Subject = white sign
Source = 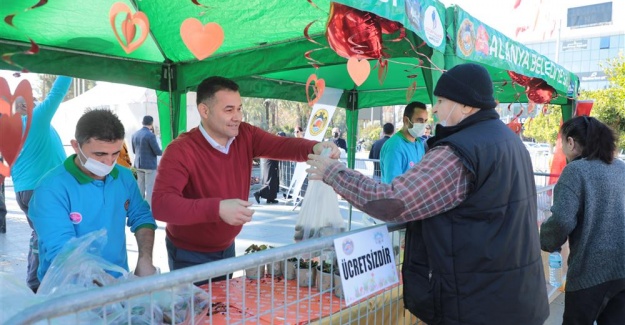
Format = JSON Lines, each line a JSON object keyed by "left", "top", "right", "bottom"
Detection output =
{"left": 333, "top": 225, "right": 399, "bottom": 306}
{"left": 287, "top": 87, "right": 342, "bottom": 200}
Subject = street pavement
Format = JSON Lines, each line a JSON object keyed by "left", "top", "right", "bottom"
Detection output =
{"left": 0, "top": 168, "right": 565, "bottom": 324}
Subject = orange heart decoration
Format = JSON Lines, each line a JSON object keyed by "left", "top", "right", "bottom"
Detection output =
{"left": 305, "top": 74, "right": 326, "bottom": 107}
{"left": 347, "top": 57, "right": 370, "bottom": 86}
{"left": 109, "top": 2, "right": 150, "bottom": 54}
{"left": 180, "top": 18, "right": 224, "bottom": 61}
{"left": 0, "top": 78, "right": 34, "bottom": 177}
{"left": 406, "top": 81, "right": 417, "bottom": 102}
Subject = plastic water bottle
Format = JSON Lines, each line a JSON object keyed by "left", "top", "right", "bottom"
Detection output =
{"left": 549, "top": 251, "right": 562, "bottom": 287}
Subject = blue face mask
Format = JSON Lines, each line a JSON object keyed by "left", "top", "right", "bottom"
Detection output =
{"left": 77, "top": 145, "right": 116, "bottom": 177}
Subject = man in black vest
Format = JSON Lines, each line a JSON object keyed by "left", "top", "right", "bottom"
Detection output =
{"left": 306, "top": 63, "right": 549, "bottom": 325}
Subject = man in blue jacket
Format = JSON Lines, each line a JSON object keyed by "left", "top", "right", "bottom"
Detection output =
{"left": 29, "top": 109, "right": 157, "bottom": 282}
{"left": 132, "top": 115, "right": 162, "bottom": 206}
{"left": 12, "top": 75, "right": 71, "bottom": 292}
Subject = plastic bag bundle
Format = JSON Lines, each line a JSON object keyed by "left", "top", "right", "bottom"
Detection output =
{"left": 294, "top": 149, "right": 345, "bottom": 241}
{"left": 38, "top": 229, "right": 128, "bottom": 297}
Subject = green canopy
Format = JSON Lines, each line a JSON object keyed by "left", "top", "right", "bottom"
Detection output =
{"left": 1, "top": 0, "right": 578, "bottom": 160}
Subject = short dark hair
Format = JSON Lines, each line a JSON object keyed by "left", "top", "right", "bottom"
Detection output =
{"left": 75, "top": 109, "right": 125, "bottom": 145}
{"left": 403, "top": 101, "right": 427, "bottom": 119}
{"left": 296, "top": 126, "right": 303, "bottom": 132}
{"left": 561, "top": 115, "right": 616, "bottom": 164}
{"left": 383, "top": 123, "right": 394, "bottom": 135}
{"left": 196, "top": 76, "right": 239, "bottom": 105}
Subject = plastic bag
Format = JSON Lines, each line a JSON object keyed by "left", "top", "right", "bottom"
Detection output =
{"left": 294, "top": 149, "right": 345, "bottom": 241}
{"left": 0, "top": 272, "right": 45, "bottom": 323}
{"left": 38, "top": 229, "right": 129, "bottom": 297}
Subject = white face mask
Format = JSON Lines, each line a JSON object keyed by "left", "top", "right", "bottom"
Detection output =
{"left": 77, "top": 145, "right": 116, "bottom": 177}
{"left": 438, "top": 104, "right": 458, "bottom": 127}
{"left": 406, "top": 120, "right": 427, "bottom": 138}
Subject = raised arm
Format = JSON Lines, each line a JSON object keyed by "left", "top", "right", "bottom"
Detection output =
{"left": 36, "top": 76, "right": 72, "bottom": 123}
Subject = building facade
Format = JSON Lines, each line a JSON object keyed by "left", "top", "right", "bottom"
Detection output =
{"left": 520, "top": 0, "right": 625, "bottom": 91}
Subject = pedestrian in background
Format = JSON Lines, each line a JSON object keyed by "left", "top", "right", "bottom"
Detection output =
{"left": 132, "top": 115, "right": 162, "bottom": 206}
{"left": 254, "top": 132, "right": 286, "bottom": 204}
{"left": 369, "top": 123, "right": 394, "bottom": 182}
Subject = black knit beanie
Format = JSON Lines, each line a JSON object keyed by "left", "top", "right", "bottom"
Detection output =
{"left": 433, "top": 63, "right": 497, "bottom": 109}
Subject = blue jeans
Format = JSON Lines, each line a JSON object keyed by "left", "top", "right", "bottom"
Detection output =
{"left": 165, "top": 237, "right": 234, "bottom": 285}
{"left": 16, "top": 190, "right": 38, "bottom": 292}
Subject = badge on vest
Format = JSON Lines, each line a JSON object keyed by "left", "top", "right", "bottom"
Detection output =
{"left": 69, "top": 212, "right": 82, "bottom": 224}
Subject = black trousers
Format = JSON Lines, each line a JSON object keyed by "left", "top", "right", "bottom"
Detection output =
{"left": 563, "top": 278, "right": 625, "bottom": 325}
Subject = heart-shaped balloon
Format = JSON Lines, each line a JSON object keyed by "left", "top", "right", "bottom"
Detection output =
{"left": 325, "top": 2, "right": 383, "bottom": 60}
{"left": 347, "top": 57, "right": 370, "bottom": 86}
{"left": 180, "top": 19, "right": 225, "bottom": 61}
{"left": 305, "top": 74, "right": 326, "bottom": 107}
{"left": 525, "top": 78, "right": 555, "bottom": 104}
{"left": 507, "top": 70, "right": 531, "bottom": 87}
{"left": 0, "top": 78, "right": 34, "bottom": 177}
{"left": 109, "top": 2, "right": 150, "bottom": 54}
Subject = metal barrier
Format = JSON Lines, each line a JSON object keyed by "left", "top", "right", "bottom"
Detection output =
{"left": 6, "top": 223, "right": 417, "bottom": 325}
{"left": 6, "top": 178, "right": 557, "bottom": 324}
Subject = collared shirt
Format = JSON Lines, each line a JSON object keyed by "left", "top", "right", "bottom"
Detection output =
{"left": 199, "top": 122, "right": 235, "bottom": 154}
{"left": 29, "top": 155, "right": 156, "bottom": 280}
{"left": 324, "top": 146, "right": 471, "bottom": 222}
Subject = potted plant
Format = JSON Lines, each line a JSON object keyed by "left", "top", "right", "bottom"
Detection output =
{"left": 316, "top": 261, "right": 336, "bottom": 293}
{"left": 244, "top": 244, "right": 269, "bottom": 279}
{"left": 296, "top": 259, "right": 318, "bottom": 287}
{"left": 263, "top": 246, "right": 284, "bottom": 277}
{"left": 285, "top": 257, "right": 298, "bottom": 280}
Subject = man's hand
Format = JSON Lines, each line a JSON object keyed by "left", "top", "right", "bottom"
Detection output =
{"left": 219, "top": 199, "right": 255, "bottom": 226}
{"left": 306, "top": 153, "right": 337, "bottom": 181}
{"left": 313, "top": 141, "right": 341, "bottom": 159}
{"left": 134, "top": 256, "right": 157, "bottom": 276}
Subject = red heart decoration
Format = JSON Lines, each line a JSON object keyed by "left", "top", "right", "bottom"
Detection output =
{"left": 109, "top": 2, "right": 150, "bottom": 54}
{"left": 0, "top": 78, "right": 34, "bottom": 176}
{"left": 305, "top": 74, "right": 326, "bottom": 107}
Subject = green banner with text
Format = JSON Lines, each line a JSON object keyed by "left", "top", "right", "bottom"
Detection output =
{"left": 451, "top": 7, "right": 577, "bottom": 94}
{"left": 335, "top": 0, "right": 447, "bottom": 53}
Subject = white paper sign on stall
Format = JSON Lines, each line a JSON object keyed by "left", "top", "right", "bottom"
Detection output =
{"left": 333, "top": 225, "right": 399, "bottom": 306}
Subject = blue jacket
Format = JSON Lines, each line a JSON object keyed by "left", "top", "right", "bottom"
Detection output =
{"left": 131, "top": 127, "right": 162, "bottom": 169}
{"left": 29, "top": 155, "right": 156, "bottom": 280}
{"left": 379, "top": 132, "right": 425, "bottom": 184}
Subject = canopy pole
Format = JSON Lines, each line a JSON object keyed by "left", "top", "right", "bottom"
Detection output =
{"left": 346, "top": 89, "right": 358, "bottom": 230}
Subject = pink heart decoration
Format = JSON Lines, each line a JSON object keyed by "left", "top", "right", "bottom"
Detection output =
{"left": 180, "top": 18, "right": 224, "bottom": 60}
{"left": 109, "top": 2, "right": 150, "bottom": 54}
{"left": 305, "top": 74, "right": 326, "bottom": 107}
{"left": 347, "top": 57, "right": 370, "bottom": 86}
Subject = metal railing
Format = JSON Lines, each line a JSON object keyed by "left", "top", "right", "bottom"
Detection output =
{"left": 6, "top": 161, "right": 559, "bottom": 324}
{"left": 6, "top": 224, "right": 416, "bottom": 325}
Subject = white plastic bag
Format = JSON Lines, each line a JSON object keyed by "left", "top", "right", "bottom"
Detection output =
{"left": 294, "top": 149, "right": 345, "bottom": 241}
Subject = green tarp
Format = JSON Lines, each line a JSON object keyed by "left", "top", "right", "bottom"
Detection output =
{"left": 1, "top": 0, "right": 578, "bottom": 152}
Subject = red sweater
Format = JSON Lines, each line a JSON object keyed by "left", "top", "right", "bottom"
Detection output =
{"left": 152, "top": 123, "right": 317, "bottom": 252}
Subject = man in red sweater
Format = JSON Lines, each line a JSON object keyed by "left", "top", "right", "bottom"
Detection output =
{"left": 152, "top": 76, "right": 340, "bottom": 280}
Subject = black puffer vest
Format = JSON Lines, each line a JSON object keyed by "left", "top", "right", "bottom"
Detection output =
{"left": 403, "top": 110, "right": 549, "bottom": 325}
